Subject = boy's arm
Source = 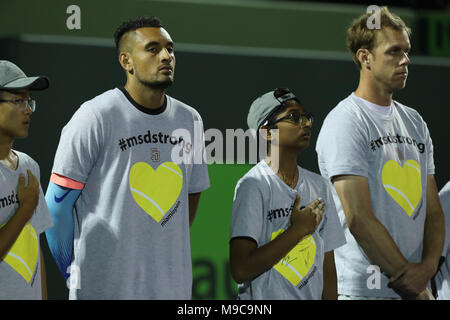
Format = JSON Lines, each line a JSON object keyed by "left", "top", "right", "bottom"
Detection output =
{"left": 188, "top": 192, "right": 201, "bottom": 227}
{"left": 322, "top": 251, "right": 338, "bottom": 300}
{"left": 230, "top": 225, "right": 311, "bottom": 284}
{"left": 230, "top": 196, "right": 324, "bottom": 283}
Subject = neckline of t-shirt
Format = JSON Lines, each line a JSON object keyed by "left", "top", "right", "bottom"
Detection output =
{"left": 117, "top": 87, "right": 169, "bottom": 116}
{"left": 351, "top": 93, "right": 395, "bottom": 120}
{"left": 0, "top": 150, "right": 21, "bottom": 173}
{"left": 261, "top": 160, "right": 303, "bottom": 191}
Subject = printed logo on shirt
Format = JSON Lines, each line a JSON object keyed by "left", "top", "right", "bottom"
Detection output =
{"left": 271, "top": 229, "right": 317, "bottom": 288}
{"left": 129, "top": 161, "right": 183, "bottom": 224}
{"left": 0, "top": 190, "right": 19, "bottom": 209}
{"left": 267, "top": 205, "right": 305, "bottom": 222}
{"left": 382, "top": 159, "right": 422, "bottom": 219}
{"left": 151, "top": 148, "right": 160, "bottom": 163}
{"left": 369, "top": 133, "right": 425, "bottom": 154}
{"left": 1, "top": 222, "right": 39, "bottom": 283}
{"left": 118, "top": 130, "right": 192, "bottom": 154}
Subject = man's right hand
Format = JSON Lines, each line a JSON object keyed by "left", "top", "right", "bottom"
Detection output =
{"left": 17, "top": 170, "right": 40, "bottom": 219}
{"left": 290, "top": 195, "right": 324, "bottom": 236}
{"left": 0, "top": 170, "right": 40, "bottom": 260}
{"left": 388, "top": 262, "right": 436, "bottom": 299}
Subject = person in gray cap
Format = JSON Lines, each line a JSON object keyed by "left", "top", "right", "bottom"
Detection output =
{"left": 229, "top": 87, "right": 346, "bottom": 299}
{"left": 0, "top": 60, "right": 52, "bottom": 299}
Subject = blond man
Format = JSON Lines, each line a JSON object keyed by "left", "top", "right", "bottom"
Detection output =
{"left": 316, "top": 7, "right": 444, "bottom": 300}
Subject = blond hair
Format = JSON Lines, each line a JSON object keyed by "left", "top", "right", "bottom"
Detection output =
{"left": 346, "top": 6, "right": 411, "bottom": 69}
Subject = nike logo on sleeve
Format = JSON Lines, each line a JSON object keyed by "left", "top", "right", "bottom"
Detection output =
{"left": 54, "top": 189, "right": 72, "bottom": 203}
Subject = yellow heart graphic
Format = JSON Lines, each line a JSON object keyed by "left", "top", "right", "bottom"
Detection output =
{"left": 382, "top": 159, "right": 422, "bottom": 217}
{"left": 129, "top": 161, "right": 183, "bottom": 222}
{"left": 2, "top": 222, "right": 38, "bottom": 283}
{"left": 271, "top": 229, "right": 316, "bottom": 287}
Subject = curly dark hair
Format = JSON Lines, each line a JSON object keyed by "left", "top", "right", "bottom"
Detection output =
{"left": 114, "top": 16, "right": 163, "bottom": 51}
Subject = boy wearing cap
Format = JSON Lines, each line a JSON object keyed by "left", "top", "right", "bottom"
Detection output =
{"left": 0, "top": 60, "right": 52, "bottom": 299}
{"left": 229, "top": 88, "right": 346, "bottom": 300}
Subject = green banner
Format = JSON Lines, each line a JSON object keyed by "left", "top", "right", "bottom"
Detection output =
{"left": 190, "top": 163, "right": 253, "bottom": 299}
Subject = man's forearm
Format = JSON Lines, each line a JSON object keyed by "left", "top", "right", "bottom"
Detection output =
{"left": 334, "top": 176, "right": 408, "bottom": 278}
{"left": 421, "top": 208, "right": 444, "bottom": 274}
{"left": 350, "top": 213, "right": 408, "bottom": 277}
{"left": 45, "top": 182, "right": 79, "bottom": 279}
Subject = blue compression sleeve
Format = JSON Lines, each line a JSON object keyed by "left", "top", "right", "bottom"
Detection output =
{"left": 45, "top": 182, "right": 81, "bottom": 280}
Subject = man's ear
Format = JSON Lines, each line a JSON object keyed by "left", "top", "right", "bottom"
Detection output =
{"left": 119, "top": 51, "right": 134, "bottom": 74}
{"left": 356, "top": 48, "right": 371, "bottom": 70}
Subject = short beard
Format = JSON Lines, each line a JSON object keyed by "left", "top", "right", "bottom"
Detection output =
{"left": 136, "top": 72, "right": 173, "bottom": 90}
{"left": 142, "top": 79, "right": 173, "bottom": 90}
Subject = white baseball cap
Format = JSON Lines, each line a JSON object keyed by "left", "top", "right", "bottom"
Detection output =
{"left": 0, "top": 60, "right": 49, "bottom": 90}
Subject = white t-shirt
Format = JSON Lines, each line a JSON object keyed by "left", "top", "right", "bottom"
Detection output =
{"left": 0, "top": 151, "right": 53, "bottom": 299}
{"left": 51, "top": 88, "right": 210, "bottom": 299}
{"left": 316, "top": 93, "right": 435, "bottom": 298}
{"left": 436, "top": 181, "right": 450, "bottom": 300}
{"left": 230, "top": 160, "right": 346, "bottom": 299}
{"left": 357, "top": 95, "right": 393, "bottom": 117}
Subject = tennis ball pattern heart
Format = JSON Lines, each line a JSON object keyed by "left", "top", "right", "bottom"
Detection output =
{"left": 271, "top": 229, "right": 316, "bottom": 287}
{"left": 382, "top": 159, "right": 422, "bottom": 217}
{"left": 2, "top": 222, "right": 38, "bottom": 283}
{"left": 129, "top": 161, "right": 183, "bottom": 222}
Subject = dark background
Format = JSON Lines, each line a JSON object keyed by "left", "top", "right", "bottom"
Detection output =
{"left": 2, "top": 36, "right": 448, "bottom": 189}
{"left": 0, "top": 0, "right": 449, "bottom": 299}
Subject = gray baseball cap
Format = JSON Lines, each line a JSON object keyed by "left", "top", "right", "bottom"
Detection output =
{"left": 247, "top": 88, "right": 299, "bottom": 130}
{"left": 0, "top": 60, "right": 49, "bottom": 91}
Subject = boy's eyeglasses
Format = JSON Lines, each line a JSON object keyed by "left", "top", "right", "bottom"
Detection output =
{"left": 270, "top": 111, "right": 314, "bottom": 127}
{"left": 0, "top": 98, "right": 36, "bottom": 112}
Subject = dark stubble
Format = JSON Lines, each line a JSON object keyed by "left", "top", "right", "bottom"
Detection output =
{"left": 135, "top": 68, "right": 174, "bottom": 90}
